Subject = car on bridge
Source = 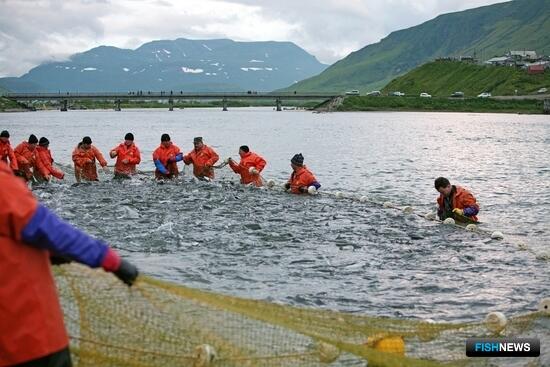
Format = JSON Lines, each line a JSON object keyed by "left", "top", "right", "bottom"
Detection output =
{"left": 345, "top": 90, "right": 360, "bottom": 96}
{"left": 477, "top": 92, "right": 492, "bottom": 98}
{"left": 391, "top": 91, "right": 405, "bottom": 96}
{"left": 450, "top": 91, "right": 464, "bottom": 98}
{"left": 366, "top": 90, "right": 381, "bottom": 96}
{"left": 419, "top": 92, "right": 432, "bottom": 98}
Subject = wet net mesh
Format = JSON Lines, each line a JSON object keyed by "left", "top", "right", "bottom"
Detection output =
{"left": 54, "top": 264, "right": 548, "bottom": 367}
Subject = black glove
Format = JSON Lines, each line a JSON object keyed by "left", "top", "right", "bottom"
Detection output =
{"left": 50, "top": 255, "right": 73, "bottom": 266}
{"left": 114, "top": 259, "right": 139, "bottom": 286}
{"left": 284, "top": 183, "right": 290, "bottom": 190}
{"left": 299, "top": 186, "right": 308, "bottom": 193}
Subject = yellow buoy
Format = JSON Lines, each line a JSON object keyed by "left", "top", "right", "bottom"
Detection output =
{"left": 335, "top": 191, "right": 343, "bottom": 198}
{"left": 425, "top": 213, "right": 436, "bottom": 220}
{"left": 365, "top": 334, "right": 405, "bottom": 356}
{"left": 266, "top": 179, "right": 275, "bottom": 188}
{"left": 485, "top": 312, "right": 507, "bottom": 333}
{"left": 465, "top": 224, "right": 477, "bottom": 231}
{"left": 383, "top": 201, "right": 393, "bottom": 208}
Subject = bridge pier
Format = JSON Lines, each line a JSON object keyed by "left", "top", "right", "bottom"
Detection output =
{"left": 222, "top": 98, "right": 228, "bottom": 111}
{"left": 60, "top": 99, "right": 68, "bottom": 112}
{"left": 276, "top": 98, "right": 282, "bottom": 111}
{"left": 114, "top": 99, "right": 121, "bottom": 111}
{"left": 169, "top": 98, "right": 174, "bottom": 111}
{"left": 544, "top": 99, "right": 550, "bottom": 114}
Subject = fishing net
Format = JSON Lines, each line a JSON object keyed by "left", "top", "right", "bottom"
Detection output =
{"left": 54, "top": 264, "right": 549, "bottom": 367}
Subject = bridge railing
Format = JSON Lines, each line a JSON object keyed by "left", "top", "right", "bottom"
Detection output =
{"left": 6, "top": 92, "right": 342, "bottom": 99}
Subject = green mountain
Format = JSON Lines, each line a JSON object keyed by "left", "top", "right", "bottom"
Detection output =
{"left": 286, "top": 0, "right": 550, "bottom": 93}
{"left": 383, "top": 60, "right": 550, "bottom": 96}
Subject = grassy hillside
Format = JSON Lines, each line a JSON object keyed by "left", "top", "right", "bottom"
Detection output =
{"left": 338, "top": 96, "right": 545, "bottom": 114}
{"left": 383, "top": 60, "right": 550, "bottom": 96}
{"left": 285, "top": 0, "right": 550, "bottom": 93}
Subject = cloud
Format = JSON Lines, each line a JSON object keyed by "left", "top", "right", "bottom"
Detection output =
{"left": 0, "top": 0, "right": 508, "bottom": 77}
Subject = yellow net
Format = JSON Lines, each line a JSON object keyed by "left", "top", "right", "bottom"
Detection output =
{"left": 55, "top": 264, "right": 548, "bottom": 367}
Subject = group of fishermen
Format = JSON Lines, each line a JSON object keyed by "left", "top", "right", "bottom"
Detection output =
{"left": 0, "top": 130, "right": 322, "bottom": 195}
{"left": 1, "top": 129, "right": 479, "bottom": 222}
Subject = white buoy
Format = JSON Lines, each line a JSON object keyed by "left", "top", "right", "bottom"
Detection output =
{"left": 359, "top": 195, "right": 368, "bottom": 202}
{"left": 485, "top": 312, "right": 507, "bottom": 333}
{"left": 491, "top": 231, "right": 504, "bottom": 240}
{"left": 335, "top": 192, "right": 343, "bottom": 199}
{"left": 443, "top": 218, "right": 455, "bottom": 225}
{"left": 248, "top": 167, "right": 258, "bottom": 175}
{"left": 317, "top": 341, "right": 340, "bottom": 363}
{"left": 266, "top": 179, "right": 275, "bottom": 188}
{"left": 403, "top": 206, "right": 414, "bottom": 214}
{"left": 282, "top": 182, "right": 289, "bottom": 190}
{"left": 193, "top": 344, "right": 216, "bottom": 367}
{"left": 223, "top": 158, "right": 230, "bottom": 164}
{"left": 538, "top": 298, "right": 550, "bottom": 315}
{"left": 307, "top": 186, "right": 318, "bottom": 195}
{"left": 383, "top": 201, "right": 393, "bottom": 208}
{"left": 465, "top": 224, "right": 477, "bottom": 231}
{"left": 425, "top": 213, "right": 436, "bottom": 220}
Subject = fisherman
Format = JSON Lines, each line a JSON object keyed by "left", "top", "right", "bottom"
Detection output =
{"left": 0, "top": 130, "right": 18, "bottom": 172}
{"left": 109, "top": 132, "right": 141, "bottom": 178}
{"left": 434, "top": 177, "right": 479, "bottom": 222}
{"left": 34, "top": 137, "right": 65, "bottom": 182}
{"left": 152, "top": 133, "right": 182, "bottom": 179}
{"left": 284, "top": 153, "right": 321, "bottom": 194}
{"left": 183, "top": 137, "right": 219, "bottom": 180}
{"left": 0, "top": 160, "right": 138, "bottom": 367}
{"left": 14, "top": 134, "right": 38, "bottom": 181}
{"left": 228, "top": 145, "right": 266, "bottom": 187}
{"left": 72, "top": 136, "right": 108, "bottom": 182}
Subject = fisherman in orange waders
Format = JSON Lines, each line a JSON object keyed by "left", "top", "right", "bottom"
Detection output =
{"left": 228, "top": 145, "right": 267, "bottom": 187}
{"left": 434, "top": 177, "right": 479, "bottom": 222}
{"left": 72, "top": 136, "right": 108, "bottom": 182}
{"left": 0, "top": 160, "right": 138, "bottom": 367}
{"left": 183, "top": 137, "right": 219, "bottom": 180}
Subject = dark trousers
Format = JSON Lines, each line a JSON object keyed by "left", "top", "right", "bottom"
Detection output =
{"left": 15, "top": 347, "right": 72, "bottom": 367}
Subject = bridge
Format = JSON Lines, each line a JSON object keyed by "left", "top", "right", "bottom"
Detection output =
{"left": 6, "top": 92, "right": 342, "bottom": 111}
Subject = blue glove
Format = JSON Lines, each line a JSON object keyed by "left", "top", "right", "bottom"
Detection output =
{"left": 174, "top": 153, "right": 183, "bottom": 162}
{"left": 463, "top": 206, "right": 479, "bottom": 217}
{"left": 311, "top": 181, "right": 321, "bottom": 190}
{"left": 154, "top": 160, "right": 169, "bottom": 175}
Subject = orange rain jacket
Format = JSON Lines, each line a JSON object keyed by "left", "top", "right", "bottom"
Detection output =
{"left": 0, "top": 161, "right": 123, "bottom": 366}
{"left": 34, "top": 146, "right": 64, "bottom": 181}
{"left": 14, "top": 141, "right": 36, "bottom": 180}
{"left": 72, "top": 144, "right": 107, "bottom": 181}
{"left": 152, "top": 142, "right": 181, "bottom": 178}
{"left": 0, "top": 139, "right": 18, "bottom": 171}
{"left": 183, "top": 145, "right": 219, "bottom": 179}
{"left": 287, "top": 165, "right": 320, "bottom": 194}
{"left": 437, "top": 185, "right": 479, "bottom": 222}
{"left": 111, "top": 143, "right": 141, "bottom": 176}
{"left": 229, "top": 151, "right": 267, "bottom": 186}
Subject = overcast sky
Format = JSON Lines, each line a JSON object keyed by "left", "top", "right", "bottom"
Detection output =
{"left": 0, "top": 0, "right": 508, "bottom": 77}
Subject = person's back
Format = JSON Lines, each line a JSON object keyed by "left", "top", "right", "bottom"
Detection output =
{"left": 0, "top": 161, "right": 138, "bottom": 366}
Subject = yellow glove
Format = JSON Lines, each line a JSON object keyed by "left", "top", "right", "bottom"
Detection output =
{"left": 452, "top": 208, "right": 464, "bottom": 216}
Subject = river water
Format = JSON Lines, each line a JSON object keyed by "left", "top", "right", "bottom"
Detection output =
{"left": 1, "top": 108, "right": 549, "bottom": 324}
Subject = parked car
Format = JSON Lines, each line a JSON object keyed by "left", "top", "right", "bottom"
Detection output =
{"left": 391, "top": 91, "right": 405, "bottom": 96}
{"left": 450, "top": 91, "right": 464, "bottom": 98}
{"left": 477, "top": 92, "right": 492, "bottom": 98}
{"left": 419, "top": 92, "right": 431, "bottom": 98}
{"left": 345, "top": 90, "right": 360, "bottom": 95}
{"left": 537, "top": 87, "right": 548, "bottom": 94}
{"left": 366, "top": 90, "right": 381, "bottom": 96}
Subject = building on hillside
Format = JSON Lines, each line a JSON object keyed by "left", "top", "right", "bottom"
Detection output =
{"left": 459, "top": 56, "right": 477, "bottom": 63}
{"left": 485, "top": 56, "right": 512, "bottom": 66}
{"left": 507, "top": 50, "right": 538, "bottom": 61}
